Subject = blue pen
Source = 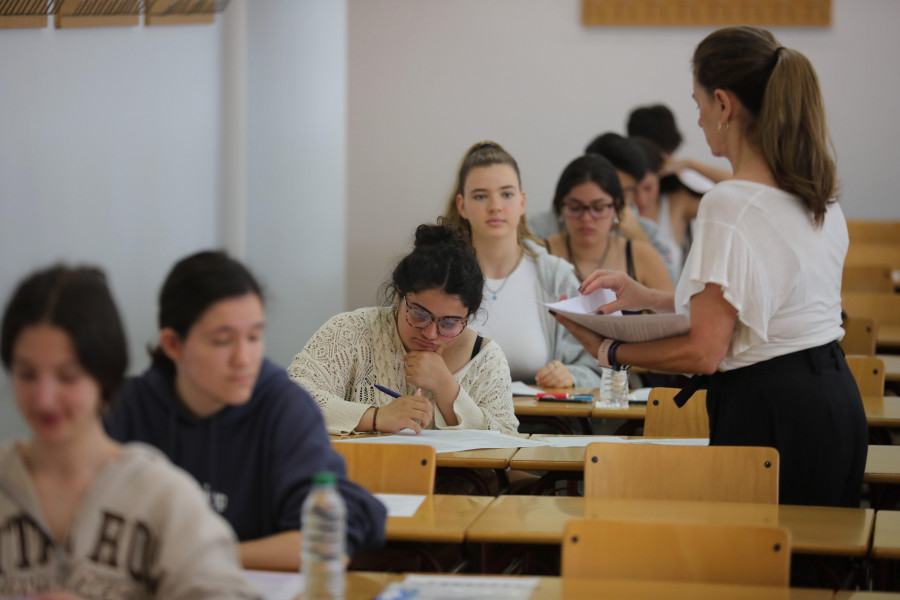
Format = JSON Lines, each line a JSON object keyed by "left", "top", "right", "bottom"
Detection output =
{"left": 374, "top": 384, "right": 401, "bottom": 398}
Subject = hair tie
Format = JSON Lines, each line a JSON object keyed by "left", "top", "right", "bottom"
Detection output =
{"left": 773, "top": 46, "right": 786, "bottom": 60}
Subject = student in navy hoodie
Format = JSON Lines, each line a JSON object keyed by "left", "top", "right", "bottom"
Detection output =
{"left": 105, "top": 250, "right": 386, "bottom": 571}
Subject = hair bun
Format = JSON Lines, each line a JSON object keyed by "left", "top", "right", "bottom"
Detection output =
{"left": 413, "top": 218, "right": 466, "bottom": 250}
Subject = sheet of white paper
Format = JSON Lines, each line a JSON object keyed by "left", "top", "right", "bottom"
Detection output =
{"left": 630, "top": 387, "right": 652, "bottom": 401}
{"left": 333, "top": 429, "right": 547, "bottom": 453}
{"left": 244, "top": 569, "right": 303, "bottom": 600}
{"left": 542, "top": 290, "right": 689, "bottom": 343}
{"left": 376, "top": 574, "right": 539, "bottom": 600}
{"left": 374, "top": 493, "right": 426, "bottom": 517}
{"left": 548, "top": 435, "right": 708, "bottom": 446}
{"left": 511, "top": 381, "right": 544, "bottom": 396}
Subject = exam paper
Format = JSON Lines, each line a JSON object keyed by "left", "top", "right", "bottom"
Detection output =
{"left": 333, "top": 429, "right": 546, "bottom": 453}
{"left": 374, "top": 493, "right": 426, "bottom": 517}
{"left": 511, "top": 381, "right": 544, "bottom": 396}
{"left": 547, "top": 435, "right": 709, "bottom": 446}
{"left": 244, "top": 569, "right": 302, "bottom": 600}
{"left": 542, "top": 290, "right": 689, "bottom": 343}
{"left": 376, "top": 574, "right": 539, "bottom": 600}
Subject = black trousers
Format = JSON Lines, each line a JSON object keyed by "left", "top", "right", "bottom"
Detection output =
{"left": 705, "top": 341, "right": 868, "bottom": 507}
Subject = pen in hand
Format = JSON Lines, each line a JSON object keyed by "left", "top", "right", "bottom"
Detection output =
{"left": 374, "top": 384, "right": 401, "bottom": 398}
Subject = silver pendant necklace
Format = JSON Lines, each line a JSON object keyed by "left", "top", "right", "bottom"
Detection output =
{"left": 484, "top": 249, "right": 524, "bottom": 301}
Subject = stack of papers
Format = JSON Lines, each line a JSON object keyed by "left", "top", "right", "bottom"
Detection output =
{"left": 541, "top": 290, "right": 689, "bottom": 342}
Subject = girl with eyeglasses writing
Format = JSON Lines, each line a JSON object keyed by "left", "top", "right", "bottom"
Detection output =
{"left": 545, "top": 153, "right": 673, "bottom": 292}
{"left": 289, "top": 221, "right": 518, "bottom": 435}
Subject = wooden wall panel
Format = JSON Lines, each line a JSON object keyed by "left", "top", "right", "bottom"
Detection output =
{"left": 582, "top": 0, "right": 831, "bottom": 27}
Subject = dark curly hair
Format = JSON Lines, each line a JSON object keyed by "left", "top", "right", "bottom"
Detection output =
{"left": 382, "top": 219, "right": 484, "bottom": 316}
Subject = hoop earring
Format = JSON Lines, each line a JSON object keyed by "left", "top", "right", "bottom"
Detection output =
{"left": 717, "top": 121, "right": 730, "bottom": 132}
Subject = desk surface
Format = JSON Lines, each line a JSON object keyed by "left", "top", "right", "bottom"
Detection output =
{"left": 871, "top": 509, "right": 900, "bottom": 560}
{"left": 466, "top": 495, "right": 873, "bottom": 557}
{"left": 330, "top": 573, "right": 831, "bottom": 600}
{"left": 881, "top": 354, "right": 900, "bottom": 382}
{"left": 331, "top": 433, "right": 526, "bottom": 469}
{"left": 863, "top": 396, "right": 900, "bottom": 427}
{"left": 514, "top": 395, "right": 595, "bottom": 418}
{"left": 878, "top": 324, "right": 900, "bottom": 351}
{"left": 865, "top": 445, "right": 900, "bottom": 484}
{"left": 385, "top": 494, "right": 493, "bottom": 543}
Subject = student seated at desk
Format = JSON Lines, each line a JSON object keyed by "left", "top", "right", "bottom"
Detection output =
{"left": 442, "top": 141, "right": 603, "bottom": 389}
{"left": 544, "top": 153, "right": 672, "bottom": 292}
{"left": 104, "top": 251, "right": 386, "bottom": 571}
{"left": 0, "top": 265, "right": 260, "bottom": 598}
{"left": 289, "top": 222, "right": 518, "bottom": 435}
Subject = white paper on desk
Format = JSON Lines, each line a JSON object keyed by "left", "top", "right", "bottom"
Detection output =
{"left": 376, "top": 574, "right": 539, "bottom": 600}
{"left": 572, "top": 435, "right": 710, "bottom": 446}
{"left": 333, "top": 429, "right": 546, "bottom": 453}
{"left": 244, "top": 569, "right": 302, "bottom": 600}
{"left": 374, "top": 493, "right": 426, "bottom": 517}
{"left": 541, "top": 290, "right": 689, "bottom": 343}
{"left": 511, "top": 381, "right": 543, "bottom": 396}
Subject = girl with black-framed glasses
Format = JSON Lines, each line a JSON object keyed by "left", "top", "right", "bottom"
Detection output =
{"left": 289, "top": 221, "right": 518, "bottom": 436}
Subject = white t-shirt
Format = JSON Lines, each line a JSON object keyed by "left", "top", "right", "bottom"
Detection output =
{"left": 472, "top": 256, "right": 550, "bottom": 381}
{"left": 674, "top": 180, "right": 846, "bottom": 371}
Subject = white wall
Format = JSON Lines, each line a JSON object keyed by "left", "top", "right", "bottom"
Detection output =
{"left": 0, "top": 22, "right": 224, "bottom": 439}
{"left": 346, "top": 0, "right": 900, "bottom": 309}
{"left": 245, "top": 1, "right": 348, "bottom": 367}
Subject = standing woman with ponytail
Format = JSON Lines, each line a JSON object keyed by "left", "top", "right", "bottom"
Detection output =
{"left": 555, "top": 26, "right": 867, "bottom": 507}
{"left": 443, "top": 142, "right": 603, "bottom": 389}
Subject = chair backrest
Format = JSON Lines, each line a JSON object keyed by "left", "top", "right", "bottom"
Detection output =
{"left": 847, "top": 220, "right": 900, "bottom": 245}
{"left": 844, "top": 243, "right": 900, "bottom": 270}
{"left": 584, "top": 443, "right": 779, "bottom": 503}
{"left": 840, "top": 317, "right": 878, "bottom": 356}
{"left": 562, "top": 519, "right": 791, "bottom": 586}
{"left": 841, "top": 291, "right": 900, "bottom": 326}
{"left": 332, "top": 442, "right": 436, "bottom": 494}
{"left": 643, "top": 387, "right": 709, "bottom": 438}
{"left": 842, "top": 264, "right": 895, "bottom": 293}
{"left": 846, "top": 355, "right": 886, "bottom": 396}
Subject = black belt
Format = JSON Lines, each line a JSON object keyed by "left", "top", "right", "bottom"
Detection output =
{"left": 671, "top": 341, "right": 844, "bottom": 408}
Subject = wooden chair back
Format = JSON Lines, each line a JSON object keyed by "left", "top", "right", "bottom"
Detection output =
{"left": 845, "top": 243, "right": 900, "bottom": 270}
{"left": 840, "top": 317, "right": 878, "bottom": 356}
{"left": 584, "top": 443, "right": 779, "bottom": 503}
{"left": 847, "top": 220, "right": 900, "bottom": 245}
{"left": 332, "top": 442, "right": 436, "bottom": 494}
{"left": 846, "top": 355, "right": 886, "bottom": 396}
{"left": 842, "top": 264, "right": 895, "bottom": 293}
{"left": 562, "top": 519, "right": 791, "bottom": 586}
{"left": 643, "top": 387, "right": 709, "bottom": 438}
{"left": 841, "top": 291, "right": 900, "bottom": 326}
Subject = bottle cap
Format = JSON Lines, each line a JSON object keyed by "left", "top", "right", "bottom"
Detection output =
{"left": 312, "top": 471, "right": 337, "bottom": 485}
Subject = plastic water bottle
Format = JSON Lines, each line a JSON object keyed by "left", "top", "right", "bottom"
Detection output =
{"left": 609, "top": 367, "right": 630, "bottom": 408}
{"left": 301, "top": 472, "right": 346, "bottom": 600}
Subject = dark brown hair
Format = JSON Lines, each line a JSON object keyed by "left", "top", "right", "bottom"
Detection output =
{"left": 693, "top": 26, "right": 837, "bottom": 226}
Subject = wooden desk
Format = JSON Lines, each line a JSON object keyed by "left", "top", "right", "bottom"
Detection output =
{"left": 466, "top": 495, "right": 874, "bottom": 557}
{"left": 880, "top": 325, "right": 900, "bottom": 352}
{"left": 836, "top": 593, "right": 900, "bottom": 599}
{"left": 871, "top": 509, "right": 900, "bottom": 560}
{"left": 863, "top": 396, "right": 900, "bottom": 428}
{"left": 514, "top": 396, "right": 594, "bottom": 418}
{"left": 865, "top": 445, "right": 900, "bottom": 484}
{"left": 881, "top": 354, "right": 900, "bottom": 382}
{"left": 385, "top": 494, "right": 493, "bottom": 543}
{"left": 331, "top": 434, "right": 525, "bottom": 470}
